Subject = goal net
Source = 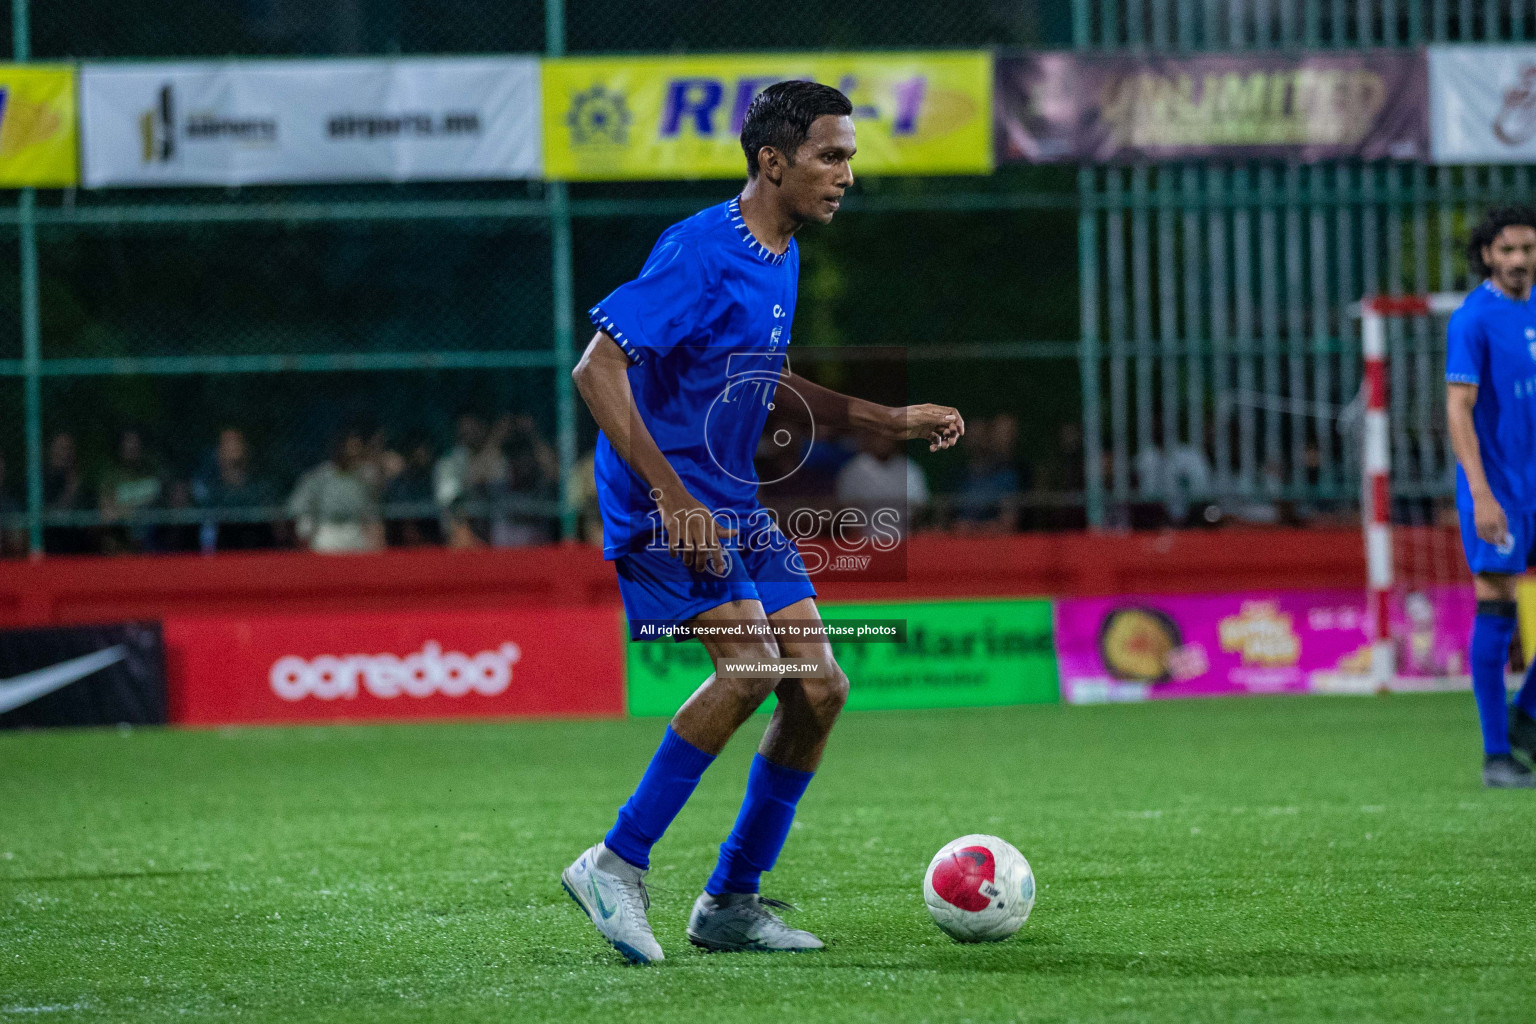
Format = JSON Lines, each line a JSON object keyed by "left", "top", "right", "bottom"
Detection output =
{"left": 1355, "top": 293, "right": 1476, "bottom": 690}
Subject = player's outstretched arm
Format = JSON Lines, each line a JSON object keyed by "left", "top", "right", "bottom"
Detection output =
{"left": 1447, "top": 382, "right": 1509, "bottom": 545}
{"left": 779, "top": 369, "right": 965, "bottom": 453}
{"left": 573, "top": 331, "right": 736, "bottom": 572}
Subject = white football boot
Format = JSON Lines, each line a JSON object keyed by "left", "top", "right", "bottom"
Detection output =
{"left": 686, "top": 891, "right": 825, "bottom": 952}
{"left": 561, "top": 843, "right": 665, "bottom": 964}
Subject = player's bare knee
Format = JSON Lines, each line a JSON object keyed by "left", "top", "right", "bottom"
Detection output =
{"left": 806, "top": 662, "right": 850, "bottom": 717}
{"left": 709, "top": 641, "right": 781, "bottom": 708}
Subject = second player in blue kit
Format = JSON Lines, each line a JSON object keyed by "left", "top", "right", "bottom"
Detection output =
{"left": 1446, "top": 205, "right": 1536, "bottom": 789}
{"left": 559, "top": 81, "right": 969, "bottom": 961}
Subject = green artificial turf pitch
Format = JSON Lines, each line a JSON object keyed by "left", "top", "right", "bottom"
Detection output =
{"left": 3, "top": 693, "right": 1535, "bottom": 1023}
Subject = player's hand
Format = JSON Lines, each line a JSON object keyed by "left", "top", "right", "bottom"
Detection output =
{"left": 655, "top": 491, "right": 737, "bottom": 576}
{"left": 1473, "top": 491, "right": 1511, "bottom": 548}
{"left": 899, "top": 404, "right": 965, "bottom": 452}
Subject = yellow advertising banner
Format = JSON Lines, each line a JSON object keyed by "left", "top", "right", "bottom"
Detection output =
{"left": 542, "top": 52, "right": 991, "bottom": 181}
{"left": 0, "top": 65, "right": 77, "bottom": 187}
{"left": 1520, "top": 579, "right": 1536, "bottom": 665}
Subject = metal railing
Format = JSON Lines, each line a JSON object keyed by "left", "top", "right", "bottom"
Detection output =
{"left": 5, "top": 1, "right": 1534, "bottom": 552}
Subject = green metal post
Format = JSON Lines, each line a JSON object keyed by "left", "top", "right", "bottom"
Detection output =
{"left": 1072, "top": 0, "right": 1102, "bottom": 528}
{"left": 14, "top": 0, "right": 42, "bottom": 555}
{"left": 18, "top": 190, "right": 40, "bottom": 556}
{"left": 546, "top": 0, "right": 578, "bottom": 542}
{"left": 1078, "top": 172, "right": 1103, "bottom": 530}
{"left": 1071, "top": 0, "right": 1091, "bottom": 49}
{"left": 551, "top": 183, "right": 576, "bottom": 542}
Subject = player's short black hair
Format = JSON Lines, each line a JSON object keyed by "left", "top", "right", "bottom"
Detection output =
{"left": 1469, "top": 205, "right": 1536, "bottom": 278}
{"left": 740, "top": 80, "right": 853, "bottom": 179}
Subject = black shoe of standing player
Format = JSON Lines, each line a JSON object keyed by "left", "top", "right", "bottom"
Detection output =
{"left": 1483, "top": 753, "right": 1536, "bottom": 789}
{"left": 1510, "top": 706, "right": 1536, "bottom": 763}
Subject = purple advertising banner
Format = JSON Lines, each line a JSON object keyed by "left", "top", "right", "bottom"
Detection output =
{"left": 997, "top": 51, "right": 1428, "bottom": 163}
{"left": 1055, "top": 586, "right": 1472, "bottom": 704}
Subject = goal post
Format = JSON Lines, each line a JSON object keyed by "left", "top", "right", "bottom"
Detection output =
{"left": 1357, "top": 292, "right": 1473, "bottom": 691}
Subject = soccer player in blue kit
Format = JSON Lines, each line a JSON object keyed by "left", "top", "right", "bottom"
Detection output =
{"left": 559, "top": 82, "right": 966, "bottom": 962}
{"left": 1446, "top": 206, "right": 1536, "bottom": 789}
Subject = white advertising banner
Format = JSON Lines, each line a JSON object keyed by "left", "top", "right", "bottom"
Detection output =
{"left": 80, "top": 57, "right": 542, "bottom": 186}
{"left": 1429, "top": 45, "right": 1536, "bottom": 164}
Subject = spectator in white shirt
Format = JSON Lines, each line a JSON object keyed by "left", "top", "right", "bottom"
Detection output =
{"left": 835, "top": 431, "right": 929, "bottom": 541}
{"left": 1134, "top": 432, "right": 1214, "bottom": 527}
{"left": 287, "top": 429, "right": 383, "bottom": 553}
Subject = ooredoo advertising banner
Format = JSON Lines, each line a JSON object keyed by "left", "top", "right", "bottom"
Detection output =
{"left": 625, "top": 598, "right": 1058, "bottom": 717}
{"left": 1055, "top": 587, "right": 1472, "bottom": 704}
{"left": 996, "top": 51, "right": 1427, "bottom": 163}
{"left": 0, "top": 65, "right": 78, "bottom": 186}
{"left": 1428, "top": 45, "right": 1536, "bottom": 163}
{"left": 163, "top": 607, "right": 623, "bottom": 725}
{"left": 79, "top": 57, "right": 542, "bottom": 187}
{"left": 543, "top": 52, "right": 992, "bottom": 180}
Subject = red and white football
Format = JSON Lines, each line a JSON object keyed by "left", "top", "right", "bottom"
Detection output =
{"left": 922, "top": 834, "right": 1035, "bottom": 942}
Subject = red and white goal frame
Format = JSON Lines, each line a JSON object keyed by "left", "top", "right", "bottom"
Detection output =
{"left": 1359, "top": 292, "right": 1467, "bottom": 689}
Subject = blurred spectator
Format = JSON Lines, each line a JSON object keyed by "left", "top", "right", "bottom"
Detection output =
{"left": 193, "top": 428, "right": 279, "bottom": 551}
{"left": 835, "top": 430, "right": 929, "bottom": 540}
{"left": 286, "top": 428, "right": 383, "bottom": 553}
{"left": 755, "top": 428, "right": 855, "bottom": 537}
{"left": 435, "top": 413, "right": 489, "bottom": 547}
{"left": 1133, "top": 429, "right": 1213, "bottom": 528}
{"left": 786, "top": 428, "right": 857, "bottom": 498}
{"left": 1296, "top": 441, "right": 1353, "bottom": 526}
{"left": 568, "top": 450, "right": 604, "bottom": 547}
{"left": 43, "top": 431, "right": 94, "bottom": 554}
{"left": 384, "top": 437, "right": 443, "bottom": 547}
{"left": 0, "top": 453, "right": 25, "bottom": 556}
{"left": 487, "top": 413, "right": 558, "bottom": 547}
{"left": 1032, "top": 421, "right": 1087, "bottom": 530}
{"left": 359, "top": 427, "right": 405, "bottom": 495}
{"left": 993, "top": 413, "right": 1034, "bottom": 498}
{"left": 951, "top": 415, "right": 1021, "bottom": 534}
{"left": 1225, "top": 458, "right": 1287, "bottom": 527}
{"left": 98, "top": 429, "right": 164, "bottom": 554}
{"left": 156, "top": 479, "right": 202, "bottom": 553}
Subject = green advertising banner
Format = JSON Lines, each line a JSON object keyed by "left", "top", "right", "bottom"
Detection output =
{"left": 624, "top": 598, "right": 1059, "bottom": 717}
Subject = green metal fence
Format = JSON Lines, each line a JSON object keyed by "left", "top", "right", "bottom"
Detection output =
{"left": 5, "top": 1, "right": 1536, "bottom": 556}
{"left": 1074, "top": 1, "right": 1536, "bottom": 528}
{"left": 0, "top": 0, "right": 1085, "bottom": 557}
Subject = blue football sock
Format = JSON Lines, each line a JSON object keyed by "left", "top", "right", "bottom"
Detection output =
{"left": 1471, "top": 603, "right": 1517, "bottom": 756}
{"left": 706, "top": 754, "right": 815, "bottom": 896}
{"left": 1517, "top": 656, "right": 1536, "bottom": 717}
{"left": 604, "top": 726, "right": 715, "bottom": 871}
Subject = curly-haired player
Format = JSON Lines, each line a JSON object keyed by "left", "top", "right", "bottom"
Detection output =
{"left": 1446, "top": 205, "right": 1536, "bottom": 788}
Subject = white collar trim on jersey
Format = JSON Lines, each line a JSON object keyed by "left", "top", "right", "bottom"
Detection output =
{"left": 1481, "top": 279, "right": 1534, "bottom": 303}
{"left": 728, "top": 196, "right": 789, "bottom": 266}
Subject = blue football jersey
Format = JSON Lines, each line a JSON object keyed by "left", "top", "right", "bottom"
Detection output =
{"left": 589, "top": 196, "right": 799, "bottom": 558}
{"left": 1446, "top": 280, "right": 1536, "bottom": 511}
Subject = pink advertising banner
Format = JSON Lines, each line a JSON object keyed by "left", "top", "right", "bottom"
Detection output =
{"left": 1055, "top": 587, "right": 1472, "bottom": 704}
{"left": 996, "top": 50, "right": 1428, "bottom": 164}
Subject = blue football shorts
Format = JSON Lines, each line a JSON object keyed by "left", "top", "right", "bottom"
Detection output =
{"left": 615, "top": 515, "right": 818, "bottom": 642}
{"left": 1457, "top": 484, "right": 1536, "bottom": 575}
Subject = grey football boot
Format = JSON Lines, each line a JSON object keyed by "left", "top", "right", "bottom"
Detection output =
{"left": 686, "top": 891, "right": 825, "bottom": 952}
{"left": 1482, "top": 753, "right": 1536, "bottom": 789}
{"left": 561, "top": 843, "right": 665, "bottom": 964}
{"left": 1510, "top": 705, "right": 1536, "bottom": 763}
